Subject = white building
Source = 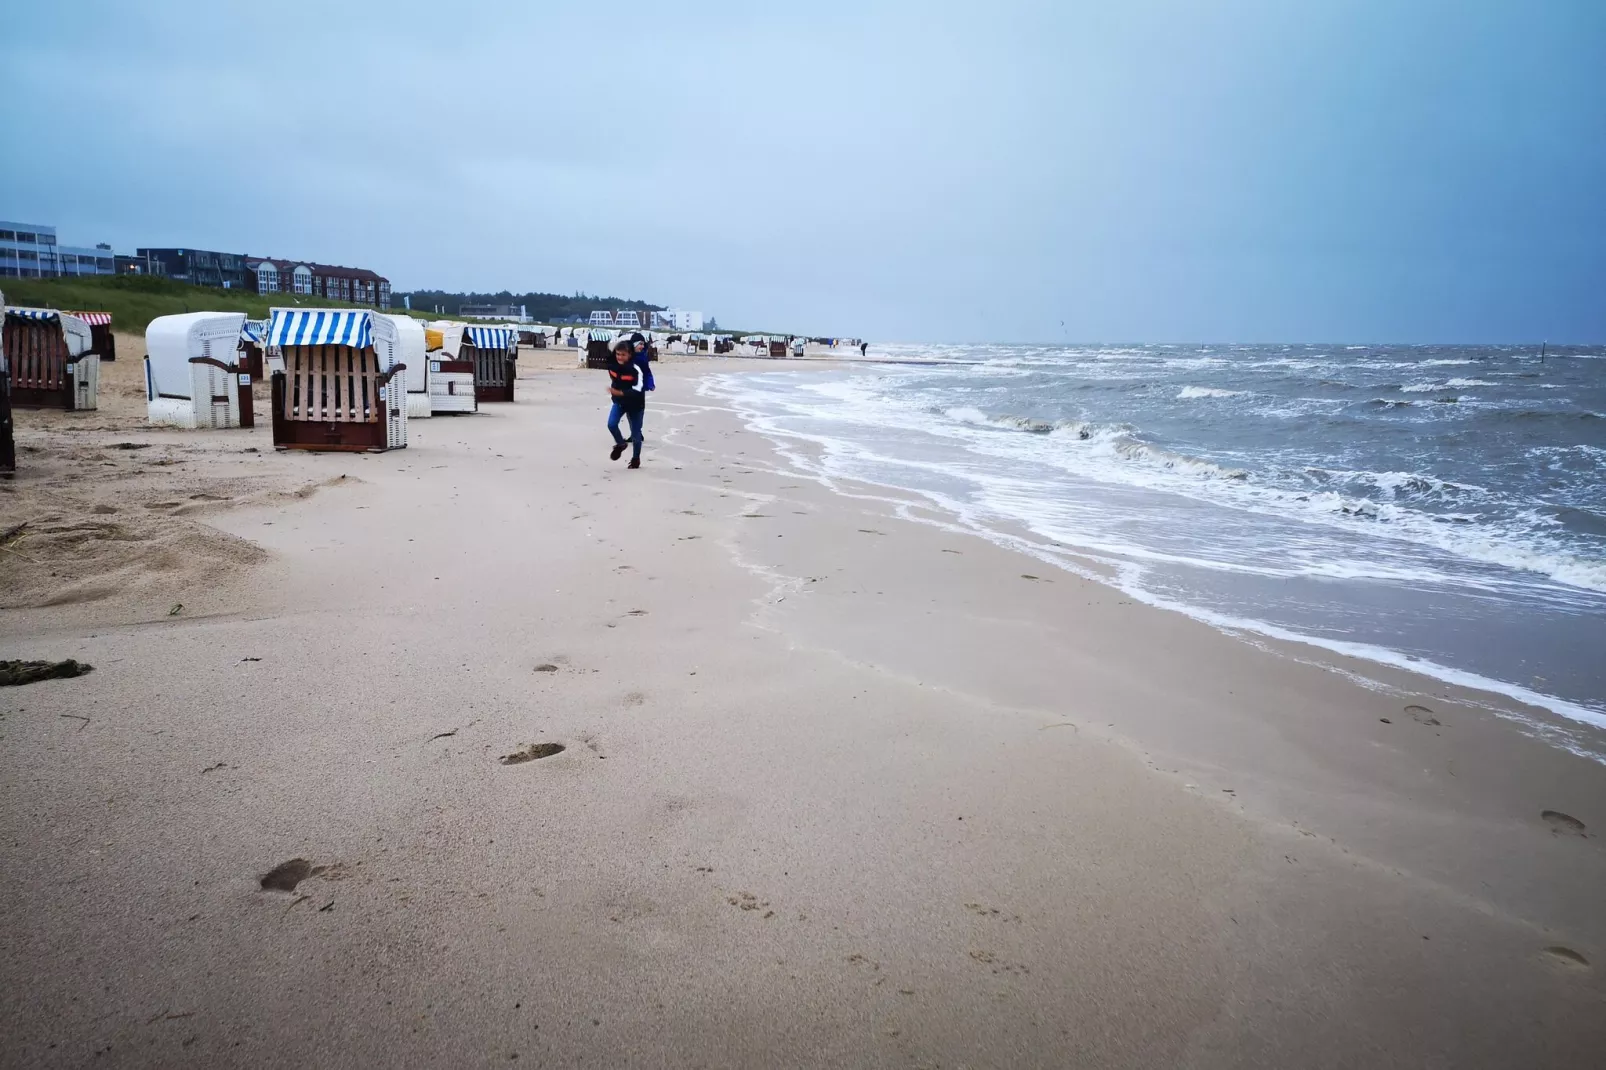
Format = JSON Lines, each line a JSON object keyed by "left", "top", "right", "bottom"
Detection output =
{"left": 669, "top": 309, "right": 704, "bottom": 331}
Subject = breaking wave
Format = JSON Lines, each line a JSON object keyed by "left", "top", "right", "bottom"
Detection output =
{"left": 1177, "top": 385, "right": 1247, "bottom": 399}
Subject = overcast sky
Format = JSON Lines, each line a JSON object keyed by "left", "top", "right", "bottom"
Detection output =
{"left": 5, "top": 1, "right": 1603, "bottom": 342}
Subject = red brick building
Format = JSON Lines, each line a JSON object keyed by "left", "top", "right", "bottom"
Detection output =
{"left": 246, "top": 258, "right": 390, "bottom": 308}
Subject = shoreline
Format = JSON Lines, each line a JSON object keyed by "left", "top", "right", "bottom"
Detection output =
{"left": 697, "top": 360, "right": 1606, "bottom": 742}
{"left": 1, "top": 350, "right": 1602, "bottom": 1066}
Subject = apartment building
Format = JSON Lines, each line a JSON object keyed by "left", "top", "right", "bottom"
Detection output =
{"left": 246, "top": 258, "right": 390, "bottom": 307}
{"left": 136, "top": 247, "right": 252, "bottom": 289}
{"left": 1, "top": 221, "right": 116, "bottom": 278}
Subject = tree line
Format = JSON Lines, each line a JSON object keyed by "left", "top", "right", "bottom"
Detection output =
{"left": 394, "top": 290, "right": 664, "bottom": 323}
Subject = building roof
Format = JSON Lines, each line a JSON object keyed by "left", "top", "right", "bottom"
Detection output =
{"left": 246, "top": 258, "right": 387, "bottom": 283}
{"left": 311, "top": 263, "right": 387, "bottom": 282}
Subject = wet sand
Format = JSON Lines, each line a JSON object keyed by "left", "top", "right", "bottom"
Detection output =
{"left": 1, "top": 346, "right": 1602, "bottom": 1068}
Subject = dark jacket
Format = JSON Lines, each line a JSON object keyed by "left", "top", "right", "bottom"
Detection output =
{"left": 630, "top": 332, "right": 656, "bottom": 391}
{"left": 608, "top": 358, "right": 648, "bottom": 410}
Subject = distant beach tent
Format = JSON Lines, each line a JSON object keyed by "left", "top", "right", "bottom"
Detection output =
{"left": 3, "top": 307, "right": 98, "bottom": 410}
{"left": 426, "top": 320, "right": 474, "bottom": 414}
{"left": 238, "top": 318, "right": 267, "bottom": 379}
{"left": 0, "top": 289, "right": 12, "bottom": 473}
{"left": 378, "top": 314, "right": 430, "bottom": 419}
{"left": 463, "top": 325, "right": 517, "bottom": 403}
{"left": 267, "top": 308, "right": 407, "bottom": 451}
{"left": 144, "top": 312, "right": 252, "bottom": 429}
{"left": 584, "top": 328, "right": 616, "bottom": 369}
{"left": 66, "top": 311, "right": 116, "bottom": 362}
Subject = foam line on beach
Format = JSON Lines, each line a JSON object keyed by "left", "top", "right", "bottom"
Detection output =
{"left": 700, "top": 372, "right": 1606, "bottom": 746}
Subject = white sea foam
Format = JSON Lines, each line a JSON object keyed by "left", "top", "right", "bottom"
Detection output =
{"left": 1176, "top": 385, "right": 1246, "bottom": 399}
{"left": 942, "top": 406, "right": 1054, "bottom": 433}
{"left": 699, "top": 372, "right": 1606, "bottom": 737}
{"left": 718, "top": 370, "right": 1606, "bottom": 597}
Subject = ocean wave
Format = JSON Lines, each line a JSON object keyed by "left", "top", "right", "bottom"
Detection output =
{"left": 1102, "top": 438, "right": 1250, "bottom": 480}
{"left": 942, "top": 406, "right": 1056, "bottom": 433}
{"left": 1176, "top": 386, "right": 1246, "bottom": 399}
{"left": 1366, "top": 396, "right": 1470, "bottom": 409}
{"left": 1306, "top": 468, "right": 1481, "bottom": 500}
{"left": 1445, "top": 378, "right": 1497, "bottom": 388}
{"left": 940, "top": 406, "right": 1249, "bottom": 479}
{"left": 1511, "top": 409, "right": 1604, "bottom": 421}
{"left": 705, "top": 364, "right": 1606, "bottom": 597}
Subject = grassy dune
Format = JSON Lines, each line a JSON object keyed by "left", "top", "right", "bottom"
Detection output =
{"left": 1, "top": 275, "right": 420, "bottom": 331}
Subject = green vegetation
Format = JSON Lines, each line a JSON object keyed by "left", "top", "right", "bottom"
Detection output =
{"left": 0, "top": 274, "right": 418, "bottom": 331}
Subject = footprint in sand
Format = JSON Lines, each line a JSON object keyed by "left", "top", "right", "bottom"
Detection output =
{"left": 623, "top": 692, "right": 646, "bottom": 707}
{"left": 1542, "top": 810, "right": 1587, "bottom": 836}
{"left": 500, "top": 743, "right": 565, "bottom": 765}
{"left": 1542, "top": 946, "right": 1590, "bottom": 969}
{"left": 533, "top": 663, "right": 560, "bottom": 673}
{"left": 727, "top": 891, "right": 772, "bottom": 916}
{"left": 1404, "top": 704, "right": 1442, "bottom": 726}
{"left": 260, "top": 859, "right": 323, "bottom": 892}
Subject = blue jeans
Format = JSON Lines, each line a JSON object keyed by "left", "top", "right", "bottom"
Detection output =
{"left": 608, "top": 402, "right": 644, "bottom": 459}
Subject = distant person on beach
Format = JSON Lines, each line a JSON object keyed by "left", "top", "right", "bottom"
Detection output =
{"left": 630, "top": 331, "right": 656, "bottom": 392}
{"left": 607, "top": 338, "right": 648, "bottom": 469}
{"left": 860, "top": 341, "right": 868, "bottom": 357}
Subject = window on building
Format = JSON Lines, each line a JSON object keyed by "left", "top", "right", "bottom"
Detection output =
{"left": 38, "top": 233, "right": 55, "bottom": 245}
{"left": 0, "top": 230, "right": 14, "bottom": 240}
{"left": 18, "top": 249, "right": 36, "bottom": 261}
{"left": 0, "top": 266, "right": 17, "bottom": 277}
{"left": 97, "top": 258, "right": 113, "bottom": 272}
{"left": 60, "top": 254, "right": 77, "bottom": 266}
{"left": 16, "top": 232, "right": 36, "bottom": 243}
{"left": 293, "top": 268, "right": 312, "bottom": 295}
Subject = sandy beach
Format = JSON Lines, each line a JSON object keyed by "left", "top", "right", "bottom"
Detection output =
{"left": 2, "top": 342, "right": 1603, "bottom": 1068}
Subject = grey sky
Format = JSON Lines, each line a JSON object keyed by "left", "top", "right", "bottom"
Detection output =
{"left": 6, "top": 0, "right": 1603, "bottom": 342}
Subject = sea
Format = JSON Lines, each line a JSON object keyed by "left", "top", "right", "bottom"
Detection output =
{"left": 701, "top": 343, "right": 1606, "bottom": 744}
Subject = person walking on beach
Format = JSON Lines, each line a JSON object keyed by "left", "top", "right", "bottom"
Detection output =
{"left": 860, "top": 340, "right": 868, "bottom": 357}
{"left": 607, "top": 337, "right": 648, "bottom": 469}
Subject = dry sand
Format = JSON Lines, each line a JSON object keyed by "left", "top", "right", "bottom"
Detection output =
{"left": 0, "top": 345, "right": 1602, "bottom": 1068}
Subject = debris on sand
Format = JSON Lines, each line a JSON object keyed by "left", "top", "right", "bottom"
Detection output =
{"left": 0, "top": 659, "right": 94, "bottom": 686}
